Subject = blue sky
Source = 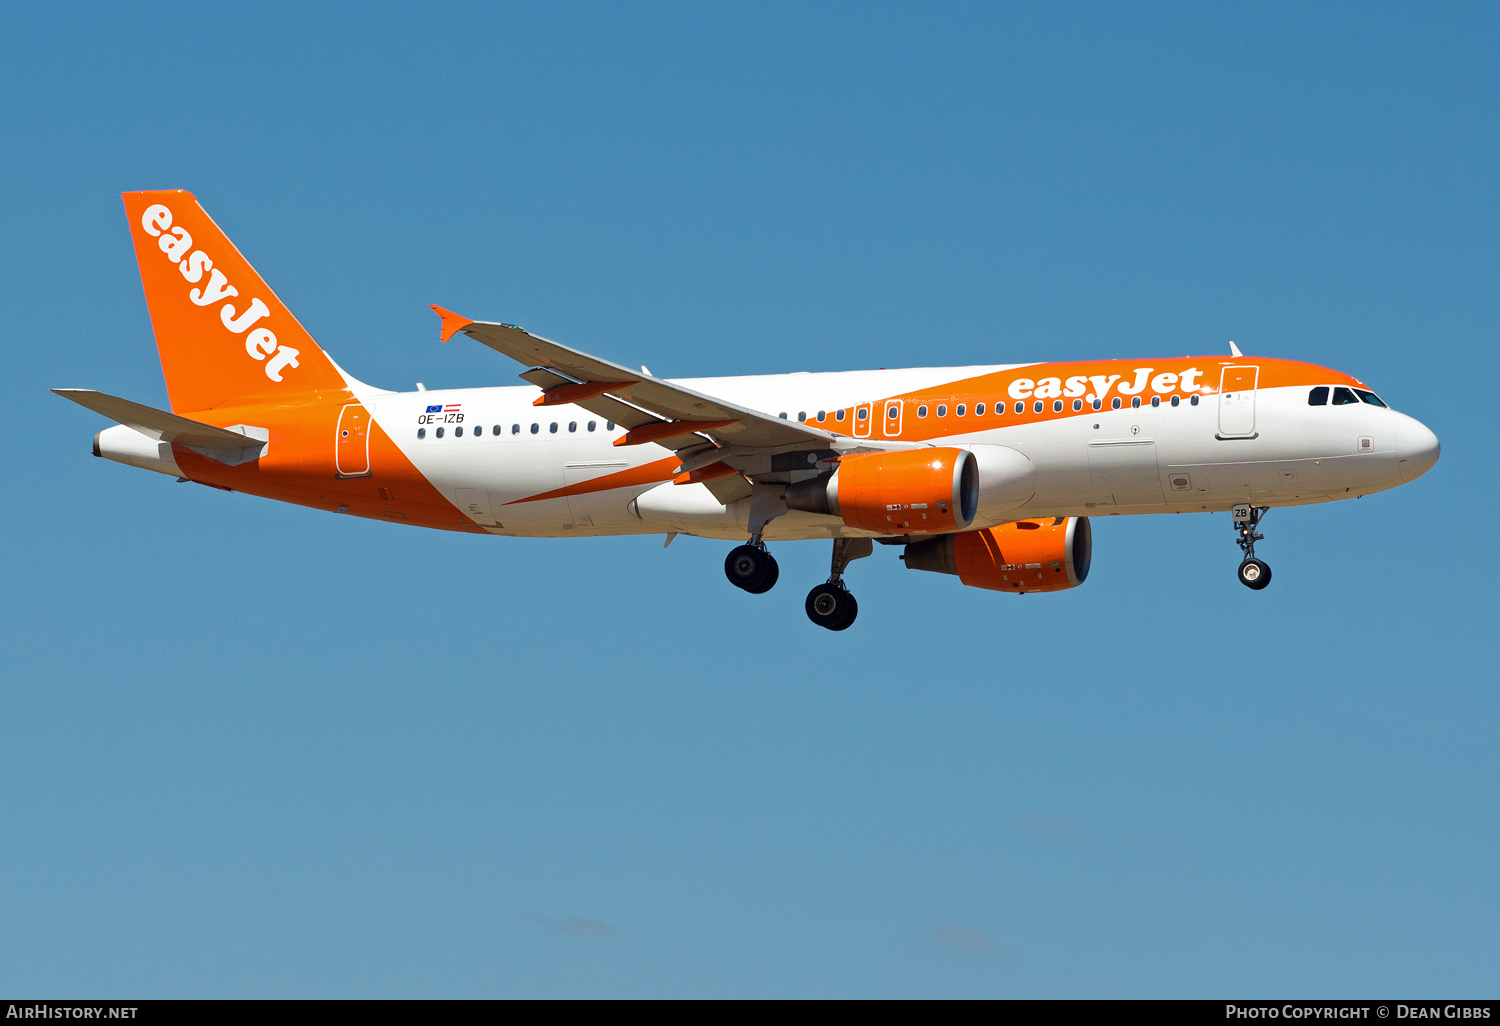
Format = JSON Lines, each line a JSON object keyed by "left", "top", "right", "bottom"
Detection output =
{"left": 2, "top": 2, "right": 1496, "bottom": 997}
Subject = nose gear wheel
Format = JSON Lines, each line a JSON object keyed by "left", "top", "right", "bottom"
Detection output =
{"left": 1238, "top": 557, "right": 1272, "bottom": 590}
{"left": 1232, "top": 505, "right": 1272, "bottom": 590}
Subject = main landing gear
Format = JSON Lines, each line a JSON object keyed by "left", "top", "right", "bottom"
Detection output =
{"left": 805, "top": 537, "right": 873, "bottom": 631}
{"left": 1233, "top": 504, "right": 1272, "bottom": 590}
{"left": 725, "top": 543, "right": 779, "bottom": 594}
{"left": 724, "top": 534, "right": 873, "bottom": 631}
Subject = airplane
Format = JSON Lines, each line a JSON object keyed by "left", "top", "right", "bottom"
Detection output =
{"left": 56, "top": 190, "right": 1441, "bottom": 630}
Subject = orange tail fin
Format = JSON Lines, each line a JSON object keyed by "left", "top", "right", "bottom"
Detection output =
{"left": 122, "top": 190, "right": 348, "bottom": 413}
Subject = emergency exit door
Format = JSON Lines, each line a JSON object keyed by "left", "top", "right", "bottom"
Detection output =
{"left": 336, "top": 404, "right": 372, "bottom": 477}
{"left": 1218, "top": 366, "right": 1259, "bottom": 438}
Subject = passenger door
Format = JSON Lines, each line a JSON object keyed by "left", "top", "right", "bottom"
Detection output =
{"left": 1218, "top": 366, "right": 1258, "bottom": 438}
{"left": 336, "top": 403, "right": 372, "bottom": 478}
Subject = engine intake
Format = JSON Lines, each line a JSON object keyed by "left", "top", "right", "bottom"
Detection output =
{"left": 903, "top": 517, "right": 1092, "bottom": 592}
{"left": 785, "top": 447, "right": 978, "bottom": 535}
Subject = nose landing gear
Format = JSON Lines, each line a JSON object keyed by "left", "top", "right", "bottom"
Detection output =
{"left": 805, "top": 537, "right": 872, "bottom": 630}
{"left": 1232, "top": 504, "right": 1272, "bottom": 590}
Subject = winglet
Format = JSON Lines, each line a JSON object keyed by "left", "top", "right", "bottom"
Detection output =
{"left": 431, "top": 305, "right": 475, "bottom": 343}
{"left": 1229, "top": 340, "right": 1244, "bottom": 358}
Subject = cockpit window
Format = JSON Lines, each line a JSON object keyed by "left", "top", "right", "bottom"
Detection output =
{"left": 1355, "top": 389, "right": 1387, "bottom": 408}
{"left": 1308, "top": 386, "right": 1329, "bottom": 406}
{"left": 1332, "top": 386, "right": 1360, "bottom": 406}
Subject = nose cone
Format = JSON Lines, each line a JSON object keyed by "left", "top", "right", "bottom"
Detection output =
{"left": 1397, "top": 415, "right": 1440, "bottom": 483}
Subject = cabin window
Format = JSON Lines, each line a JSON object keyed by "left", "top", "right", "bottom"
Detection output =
{"left": 1150, "top": 396, "right": 1160, "bottom": 408}
{"left": 568, "top": 421, "right": 577, "bottom": 432}
{"left": 550, "top": 422, "right": 559, "bottom": 433}
{"left": 937, "top": 404, "right": 947, "bottom": 417}
{"left": 1014, "top": 401, "right": 1024, "bottom": 414}
{"left": 1308, "top": 386, "right": 1329, "bottom": 406}
{"left": 917, "top": 405, "right": 928, "bottom": 418}
{"left": 1355, "top": 389, "right": 1387, "bottom": 408}
{"left": 956, "top": 404, "right": 966, "bottom": 416}
{"left": 1092, "top": 399, "right": 1102, "bottom": 411}
{"left": 779, "top": 412, "right": 788, "bottom": 419}
{"left": 588, "top": 421, "right": 596, "bottom": 431}
{"left": 976, "top": 403, "right": 985, "bottom": 415}
{"left": 887, "top": 406, "right": 898, "bottom": 420}
{"left": 798, "top": 411, "right": 807, "bottom": 422}
{"left": 1170, "top": 396, "right": 1180, "bottom": 407}
{"left": 512, "top": 424, "right": 520, "bottom": 434}
{"left": 1052, "top": 400, "right": 1062, "bottom": 412}
{"left": 606, "top": 421, "right": 615, "bottom": 430}
{"left": 455, "top": 426, "right": 463, "bottom": 437}
{"left": 530, "top": 423, "right": 539, "bottom": 434}
{"left": 436, "top": 427, "right": 444, "bottom": 438}
{"left": 836, "top": 409, "right": 846, "bottom": 422}
{"left": 492, "top": 424, "right": 502, "bottom": 435}
{"left": 417, "top": 428, "right": 426, "bottom": 439}
{"left": 857, "top": 408, "right": 868, "bottom": 421}
{"left": 1112, "top": 397, "right": 1122, "bottom": 410}
{"left": 1073, "top": 399, "right": 1083, "bottom": 411}
{"left": 817, "top": 410, "right": 826, "bottom": 421}
{"left": 1333, "top": 387, "right": 1359, "bottom": 406}
{"left": 1190, "top": 395, "right": 1199, "bottom": 406}
{"left": 1131, "top": 396, "right": 1141, "bottom": 409}
{"left": 1033, "top": 400, "right": 1043, "bottom": 413}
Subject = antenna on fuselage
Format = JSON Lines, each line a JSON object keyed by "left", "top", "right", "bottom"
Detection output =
{"left": 1228, "top": 341, "right": 1243, "bottom": 358}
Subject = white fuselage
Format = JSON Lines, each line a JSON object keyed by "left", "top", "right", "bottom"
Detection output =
{"left": 341, "top": 365, "right": 1433, "bottom": 540}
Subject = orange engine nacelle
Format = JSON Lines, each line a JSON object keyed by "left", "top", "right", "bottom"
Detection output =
{"left": 785, "top": 447, "right": 978, "bottom": 535}
{"left": 902, "top": 517, "right": 1092, "bottom": 593}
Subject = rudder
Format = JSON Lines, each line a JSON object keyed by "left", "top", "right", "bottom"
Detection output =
{"left": 123, "top": 190, "right": 347, "bottom": 413}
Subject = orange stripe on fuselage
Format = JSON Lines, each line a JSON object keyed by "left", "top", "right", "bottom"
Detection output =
{"left": 170, "top": 399, "right": 489, "bottom": 533}
{"left": 506, "top": 456, "right": 679, "bottom": 505}
{"left": 808, "top": 356, "right": 1368, "bottom": 442}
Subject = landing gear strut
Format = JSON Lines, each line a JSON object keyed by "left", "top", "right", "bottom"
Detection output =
{"left": 805, "top": 537, "right": 872, "bottom": 631}
{"left": 1232, "top": 504, "right": 1272, "bottom": 590}
{"left": 726, "top": 486, "right": 789, "bottom": 594}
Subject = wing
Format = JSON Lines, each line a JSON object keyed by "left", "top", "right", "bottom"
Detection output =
{"left": 432, "top": 307, "right": 890, "bottom": 503}
{"left": 434, "top": 307, "right": 835, "bottom": 451}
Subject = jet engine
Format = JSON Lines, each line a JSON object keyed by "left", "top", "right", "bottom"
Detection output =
{"left": 785, "top": 447, "right": 978, "bottom": 535}
{"left": 902, "top": 517, "right": 1092, "bottom": 593}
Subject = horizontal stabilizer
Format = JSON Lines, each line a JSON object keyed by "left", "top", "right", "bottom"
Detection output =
{"left": 53, "top": 389, "right": 267, "bottom": 465}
